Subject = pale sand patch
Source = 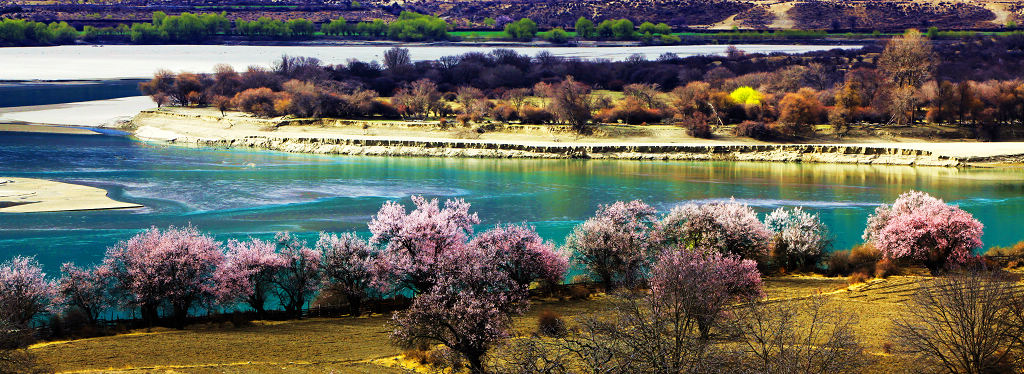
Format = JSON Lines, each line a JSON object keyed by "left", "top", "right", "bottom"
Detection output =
{"left": 0, "top": 96, "right": 154, "bottom": 127}
{"left": 0, "top": 123, "right": 99, "bottom": 135}
{"left": 765, "top": 1, "right": 796, "bottom": 29}
{"left": 0, "top": 177, "right": 142, "bottom": 213}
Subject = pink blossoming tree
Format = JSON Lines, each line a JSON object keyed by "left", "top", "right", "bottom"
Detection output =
{"left": 564, "top": 200, "right": 658, "bottom": 290}
{"left": 214, "top": 238, "right": 285, "bottom": 318}
{"left": 470, "top": 224, "right": 568, "bottom": 288}
{"left": 764, "top": 207, "right": 830, "bottom": 271}
{"left": 650, "top": 248, "right": 764, "bottom": 338}
{"left": 863, "top": 191, "right": 983, "bottom": 272}
{"left": 57, "top": 263, "right": 111, "bottom": 324}
{"left": 390, "top": 247, "right": 527, "bottom": 373}
{"left": 272, "top": 232, "right": 323, "bottom": 318}
{"left": 319, "top": 232, "right": 376, "bottom": 316}
{"left": 104, "top": 226, "right": 224, "bottom": 328}
{"left": 659, "top": 199, "right": 772, "bottom": 260}
{"left": 368, "top": 196, "right": 479, "bottom": 294}
{"left": 0, "top": 256, "right": 56, "bottom": 327}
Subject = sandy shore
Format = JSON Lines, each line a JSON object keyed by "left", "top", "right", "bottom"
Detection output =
{"left": 0, "top": 177, "right": 142, "bottom": 213}
{"left": 0, "top": 96, "right": 154, "bottom": 128}
{"left": 0, "top": 123, "right": 100, "bottom": 135}
{"left": 129, "top": 107, "right": 1024, "bottom": 167}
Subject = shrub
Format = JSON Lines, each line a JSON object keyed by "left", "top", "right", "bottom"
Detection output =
{"left": 232, "top": 87, "right": 278, "bottom": 117}
{"left": 847, "top": 272, "right": 869, "bottom": 285}
{"left": 775, "top": 89, "right": 825, "bottom": 137}
{"left": 730, "top": 86, "right": 763, "bottom": 106}
{"left": 536, "top": 310, "right": 567, "bottom": 337}
{"left": 874, "top": 258, "right": 899, "bottom": 278}
{"left": 849, "top": 243, "right": 881, "bottom": 265}
{"left": 985, "top": 241, "right": 1024, "bottom": 268}
{"left": 734, "top": 120, "right": 778, "bottom": 140}
{"left": 826, "top": 250, "right": 852, "bottom": 276}
{"left": 404, "top": 348, "right": 430, "bottom": 364}
{"left": 683, "top": 116, "right": 713, "bottom": 138}
{"left": 491, "top": 104, "right": 518, "bottom": 122}
{"left": 596, "top": 99, "right": 668, "bottom": 125}
{"left": 504, "top": 18, "right": 538, "bottom": 41}
{"left": 519, "top": 105, "right": 553, "bottom": 124}
{"left": 456, "top": 113, "right": 472, "bottom": 126}
{"left": 882, "top": 341, "right": 894, "bottom": 355}
{"left": 568, "top": 284, "right": 592, "bottom": 300}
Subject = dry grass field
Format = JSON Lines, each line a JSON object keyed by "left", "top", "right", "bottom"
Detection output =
{"left": 29, "top": 275, "right": 953, "bottom": 373}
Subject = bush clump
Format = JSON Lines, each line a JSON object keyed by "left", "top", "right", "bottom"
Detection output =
{"left": 734, "top": 120, "right": 778, "bottom": 140}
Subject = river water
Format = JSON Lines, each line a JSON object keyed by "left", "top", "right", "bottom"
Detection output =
{"left": 2, "top": 130, "right": 1023, "bottom": 274}
{"left": 0, "top": 44, "right": 860, "bottom": 80}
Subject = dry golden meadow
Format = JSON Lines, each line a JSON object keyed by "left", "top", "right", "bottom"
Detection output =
{"left": 30, "top": 274, "right": 946, "bottom": 373}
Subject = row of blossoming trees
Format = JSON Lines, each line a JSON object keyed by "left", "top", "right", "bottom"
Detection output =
{"left": 0, "top": 191, "right": 987, "bottom": 372}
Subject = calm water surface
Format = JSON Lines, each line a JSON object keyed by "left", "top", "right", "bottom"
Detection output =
{"left": 0, "top": 44, "right": 860, "bottom": 80}
{"left": 2, "top": 131, "right": 1023, "bottom": 273}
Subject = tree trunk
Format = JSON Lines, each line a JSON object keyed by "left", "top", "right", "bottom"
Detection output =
{"left": 348, "top": 295, "right": 362, "bottom": 317}
{"left": 466, "top": 351, "right": 486, "bottom": 374}
{"left": 141, "top": 303, "right": 159, "bottom": 327}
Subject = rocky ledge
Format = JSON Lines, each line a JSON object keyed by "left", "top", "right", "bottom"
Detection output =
{"left": 145, "top": 134, "right": 963, "bottom": 167}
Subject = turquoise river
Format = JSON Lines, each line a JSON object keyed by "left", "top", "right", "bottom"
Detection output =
{"left": 2, "top": 130, "right": 1024, "bottom": 274}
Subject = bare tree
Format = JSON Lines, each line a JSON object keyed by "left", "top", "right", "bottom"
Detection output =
{"left": 622, "top": 83, "right": 663, "bottom": 109}
{"left": 490, "top": 292, "right": 735, "bottom": 374}
{"left": 892, "top": 272, "right": 1024, "bottom": 374}
{"left": 536, "top": 77, "right": 594, "bottom": 133}
{"left": 504, "top": 88, "right": 532, "bottom": 113}
{"left": 393, "top": 79, "right": 442, "bottom": 119}
{"left": 383, "top": 47, "right": 412, "bottom": 73}
{"left": 730, "top": 296, "right": 871, "bottom": 374}
{"left": 878, "top": 29, "right": 937, "bottom": 88}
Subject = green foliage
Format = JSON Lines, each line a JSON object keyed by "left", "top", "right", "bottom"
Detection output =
{"left": 286, "top": 19, "right": 315, "bottom": 38}
{"left": 386, "top": 11, "right": 449, "bottom": 41}
{"left": 926, "top": 26, "right": 938, "bottom": 39}
{"left": 236, "top": 17, "right": 289, "bottom": 38}
{"left": 730, "top": 86, "right": 763, "bottom": 106}
{"left": 660, "top": 34, "right": 682, "bottom": 44}
{"left": 0, "top": 18, "right": 80, "bottom": 46}
{"left": 539, "top": 27, "right": 569, "bottom": 44}
{"left": 128, "top": 12, "right": 231, "bottom": 43}
{"left": 596, "top": 19, "right": 636, "bottom": 40}
{"left": 504, "top": 18, "right": 538, "bottom": 41}
{"left": 575, "top": 17, "right": 595, "bottom": 38}
{"left": 130, "top": 22, "right": 166, "bottom": 43}
{"left": 483, "top": 17, "right": 496, "bottom": 27}
{"left": 638, "top": 21, "right": 671, "bottom": 36}
{"left": 321, "top": 17, "right": 350, "bottom": 36}
{"left": 46, "top": 21, "right": 78, "bottom": 44}
{"left": 354, "top": 19, "right": 387, "bottom": 38}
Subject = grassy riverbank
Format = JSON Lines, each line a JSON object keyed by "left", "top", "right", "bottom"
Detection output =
{"left": 28, "top": 274, "right": 943, "bottom": 373}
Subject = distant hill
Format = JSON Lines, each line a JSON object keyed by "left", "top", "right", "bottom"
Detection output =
{"left": 2, "top": 0, "right": 1021, "bottom": 31}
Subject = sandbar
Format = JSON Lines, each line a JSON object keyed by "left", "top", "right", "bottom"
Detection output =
{"left": 0, "top": 96, "right": 154, "bottom": 128}
{"left": 0, "top": 177, "right": 142, "bottom": 213}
